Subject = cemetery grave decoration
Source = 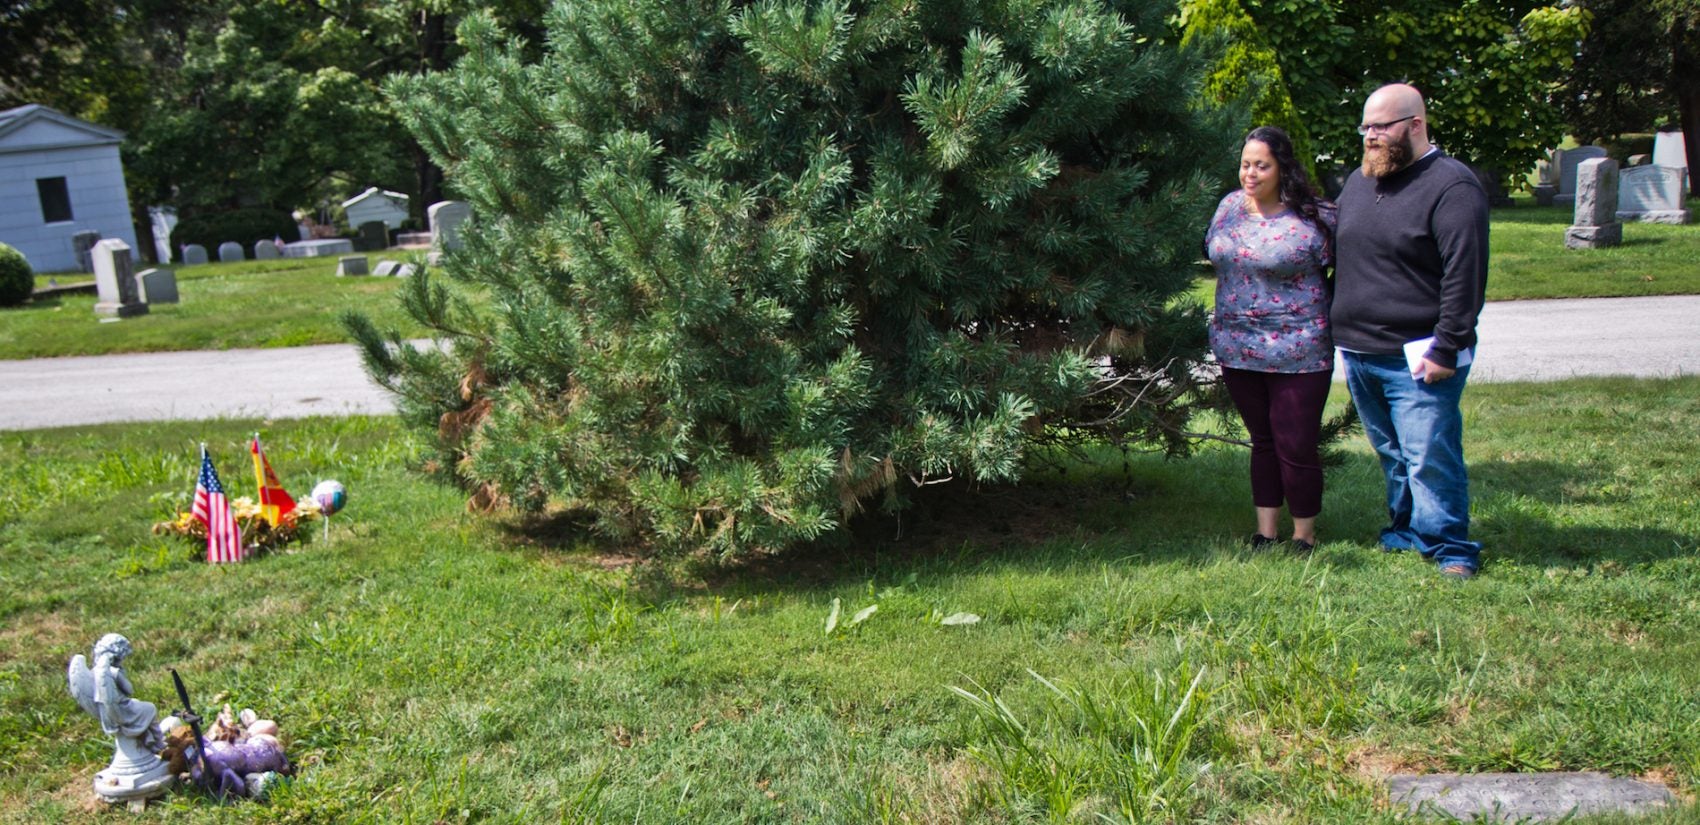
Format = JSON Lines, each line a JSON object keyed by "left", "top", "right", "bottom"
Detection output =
{"left": 152, "top": 438, "right": 324, "bottom": 561}
{"left": 310, "top": 479, "right": 347, "bottom": 542}
{"left": 66, "top": 634, "right": 176, "bottom": 808}
{"left": 163, "top": 670, "right": 293, "bottom": 800}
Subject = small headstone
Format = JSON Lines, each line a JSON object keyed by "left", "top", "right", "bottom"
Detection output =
{"left": 134, "top": 268, "right": 179, "bottom": 304}
{"left": 181, "top": 244, "right": 209, "bottom": 265}
{"left": 394, "top": 231, "right": 432, "bottom": 248}
{"left": 1534, "top": 156, "right": 1557, "bottom": 187}
{"left": 1390, "top": 772, "right": 1672, "bottom": 822}
{"left": 428, "top": 200, "right": 471, "bottom": 252}
{"left": 253, "top": 240, "right": 281, "bottom": 260}
{"left": 1565, "top": 157, "right": 1623, "bottom": 249}
{"left": 392, "top": 263, "right": 415, "bottom": 277}
{"left": 1626, "top": 153, "right": 1649, "bottom": 166}
{"left": 1617, "top": 165, "right": 1690, "bottom": 224}
{"left": 373, "top": 260, "right": 400, "bottom": 277}
{"left": 1532, "top": 184, "right": 1557, "bottom": 207}
{"left": 1554, "top": 145, "right": 1608, "bottom": 207}
{"left": 72, "top": 230, "right": 102, "bottom": 273}
{"left": 281, "top": 239, "right": 355, "bottom": 258}
{"left": 92, "top": 239, "right": 149, "bottom": 318}
{"left": 335, "top": 256, "right": 369, "bottom": 276}
{"left": 355, "top": 220, "right": 389, "bottom": 252}
{"left": 217, "top": 241, "right": 245, "bottom": 262}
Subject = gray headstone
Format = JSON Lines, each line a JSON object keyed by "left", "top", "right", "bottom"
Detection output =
{"left": 1532, "top": 184, "right": 1557, "bottom": 207}
{"left": 1575, "top": 158, "right": 1621, "bottom": 226}
{"left": 428, "top": 200, "right": 471, "bottom": 252}
{"left": 1626, "top": 153, "right": 1649, "bottom": 166}
{"left": 1617, "top": 165, "right": 1690, "bottom": 224}
{"left": 1553, "top": 145, "right": 1608, "bottom": 206}
{"left": 1390, "top": 772, "right": 1672, "bottom": 822}
{"left": 253, "top": 240, "right": 282, "bottom": 260}
{"left": 1651, "top": 130, "right": 1687, "bottom": 172}
{"left": 1534, "top": 156, "right": 1557, "bottom": 186}
{"left": 181, "top": 244, "right": 209, "bottom": 265}
{"left": 372, "top": 260, "right": 399, "bottom": 277}
{"left": 92, "top": 239, "right": 148, "bottom": 318}
{"left": 134, "top": 268, "right": 179, "bottom": 304}
{"left": 393, "top": 263, "right": 415, "bottom": 277}
{"left": 395, "top": 231, "right": 432, "bottom": 248}
{"left": 355, "top": 220, "right": 388, "bottom": 252}
{"left": 72, "top": 230, "right": 102, "bottom": 273}
{"left": 335, "top": 256, "right": 369, "bottom": 276}
{"left": 282, "top": 239, "right": 355, "bottom": 258}
{"left": 217, "top": 241, "right": 246, "bottom": 262}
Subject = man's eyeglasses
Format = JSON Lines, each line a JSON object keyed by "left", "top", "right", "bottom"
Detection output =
{"left": 1358, "top": 115, "right": 1417, "bottom": 136}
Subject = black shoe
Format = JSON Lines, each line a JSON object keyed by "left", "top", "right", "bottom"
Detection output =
{"left": 1248, "top": 534, "right": 1279, "bottom": 550}
{"left": 1290, "top": 538, "right": 1315, "bottom": 554}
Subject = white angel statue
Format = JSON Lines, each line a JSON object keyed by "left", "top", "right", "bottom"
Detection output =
{"left": 67, "top": 634, "right": 174, "bottom": 805}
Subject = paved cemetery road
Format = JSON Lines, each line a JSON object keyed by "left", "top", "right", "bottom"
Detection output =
{"left": 2, "top": 296, "right": 1697, "bottom": 431}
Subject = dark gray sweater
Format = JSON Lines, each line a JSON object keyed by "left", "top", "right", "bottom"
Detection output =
{"left": 1331, "top": 151, "right": 1488, "bottom": 368}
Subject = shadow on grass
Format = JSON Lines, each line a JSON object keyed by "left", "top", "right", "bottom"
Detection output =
{"left": 492, "top": 444, "right": 1697, "bottom": 601}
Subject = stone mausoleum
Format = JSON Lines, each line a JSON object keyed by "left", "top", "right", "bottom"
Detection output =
{"left": 0, "top": 104, "right": 140, "bottom": 273}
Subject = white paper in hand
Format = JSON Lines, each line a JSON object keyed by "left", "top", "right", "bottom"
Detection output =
{"left": 1403, "top": 337, "right": 1473, "bottom": 379}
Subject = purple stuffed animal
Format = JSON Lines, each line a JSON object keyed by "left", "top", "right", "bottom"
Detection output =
{"left": 188, "top": 737, "right": 290, "bottom": 798}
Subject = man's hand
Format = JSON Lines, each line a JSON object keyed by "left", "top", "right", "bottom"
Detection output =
{"left": 1420, "top": 357, "right": 1456, "bottom": 383}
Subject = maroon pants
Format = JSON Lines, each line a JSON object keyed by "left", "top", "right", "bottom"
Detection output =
{"left": 1221, "top": 366, "right": 1333, "bottom": 518}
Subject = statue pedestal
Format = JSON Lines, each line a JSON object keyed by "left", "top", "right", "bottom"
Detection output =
{"left": 94, "top": 745, "right": 174, "bottom": 806}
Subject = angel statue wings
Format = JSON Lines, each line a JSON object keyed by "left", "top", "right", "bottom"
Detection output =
{"left": 67, "top": 634, "right": 174, "bottom": 805}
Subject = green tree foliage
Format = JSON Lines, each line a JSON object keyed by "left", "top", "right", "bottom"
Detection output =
{"left": 1562, "top": 0, "right": 1700, "bottom": 177}
{"left": 1188, "top": 0, "right": 1588, "bottom": 187}
{"left": 351, "top": 0, "right": 1238, "bottom": 558}
{"left": 3, "top": 1, "right": 547, "bottom": 231}
{"left": 1179, "top": 0, "right": 1314, "bottom": 179}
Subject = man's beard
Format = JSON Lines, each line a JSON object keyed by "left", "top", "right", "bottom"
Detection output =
{"left": 1361, "top": 133, "right": 1414, "bottom": 178}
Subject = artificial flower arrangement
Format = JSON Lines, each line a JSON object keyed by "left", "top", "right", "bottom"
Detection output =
{"left": 152, "top": 497, "right": 322, "bottom": 556}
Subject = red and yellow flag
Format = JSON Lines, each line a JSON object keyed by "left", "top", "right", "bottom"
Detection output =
{"left": 250, "top": 435, "right": 296, "bottom": 526}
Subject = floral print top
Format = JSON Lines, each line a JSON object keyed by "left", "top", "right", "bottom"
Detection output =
{"left": 1205, "top": 190, "right": 1337, "bottom": 373}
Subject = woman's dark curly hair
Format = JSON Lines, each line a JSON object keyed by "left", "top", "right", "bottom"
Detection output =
{"left": 1245, "top": 126, "right": 1332, "bottom": 249}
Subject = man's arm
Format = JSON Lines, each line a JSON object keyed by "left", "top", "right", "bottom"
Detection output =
{"left": 1424, "top": 176, "right": 1490, "bottom": 374}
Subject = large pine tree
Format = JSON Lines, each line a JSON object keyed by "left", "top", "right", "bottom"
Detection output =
{"left": 349, "top": 0, "right": 1239, "bottom": 557}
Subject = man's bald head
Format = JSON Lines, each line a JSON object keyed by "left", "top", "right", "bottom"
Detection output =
{"left": 1365, "top": 84, "right": 1427, "bottom": 121}
{"left": 1359, "top": 84, "right": 1432, "bottom": 178}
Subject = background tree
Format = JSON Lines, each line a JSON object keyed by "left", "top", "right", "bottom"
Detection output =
{"left": 2, "top": 0, "right": 546, "bottom": 240}
{"left": 351, "top": 0, "right": 1241, "bottom": 558}
{"left": 1179, "top": 0, "right": 1316, "bottom": 179}
{"left": 1562, "top": 0, "right": 1700, "bottom": 176}
{"left": 1185, "top": 0, "right": 1588, "bottom": 189}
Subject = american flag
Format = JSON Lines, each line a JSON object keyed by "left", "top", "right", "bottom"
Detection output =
{"left": 191, "top": 446, "right": 244, "bottom": 563}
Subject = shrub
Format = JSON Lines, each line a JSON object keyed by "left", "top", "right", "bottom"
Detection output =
{"left": 352, "top": 2, "right": 1237, "bottom": 558}
{"left": 0, "top": 242, "right": 33, "bottom": 307}
{"left": 170, "top": 208, "right": 301, "bottom": 253}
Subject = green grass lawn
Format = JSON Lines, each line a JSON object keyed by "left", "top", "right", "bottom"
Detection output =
{"left": 2, "top": 255, "right": 432, "bottom": 360}
{"left": 3, "top": 378, "right": 1697, "bottom": 822}
{"left": 1190, "top": 197, "right": 1700, "bottom": 306}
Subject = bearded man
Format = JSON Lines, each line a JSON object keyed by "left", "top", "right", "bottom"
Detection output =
{"left": 1331, "top": 83, "right": 1489, "bottom": 580}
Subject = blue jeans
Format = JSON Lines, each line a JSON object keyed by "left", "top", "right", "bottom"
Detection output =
{"left": 1341, "top": 351, "right": 1481, "bottom": 572}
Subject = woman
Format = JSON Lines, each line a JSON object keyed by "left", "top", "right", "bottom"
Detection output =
{"left": 1205, "top": 126, "right": 1336, "bottom": 552}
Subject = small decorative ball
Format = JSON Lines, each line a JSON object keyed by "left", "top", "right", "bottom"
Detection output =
{"left": 310, "top": 480, "right": 346, "bottom": 516}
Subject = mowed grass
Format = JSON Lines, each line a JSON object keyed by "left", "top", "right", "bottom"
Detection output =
{"left": 2, "top": 378, "right": 1698, "bottom": 822}
{"left": 1189, "top": 197, "right": 1700, "bottom": 306}
{"left": 0, "top": 255, "right": 432, "bottom": 360}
